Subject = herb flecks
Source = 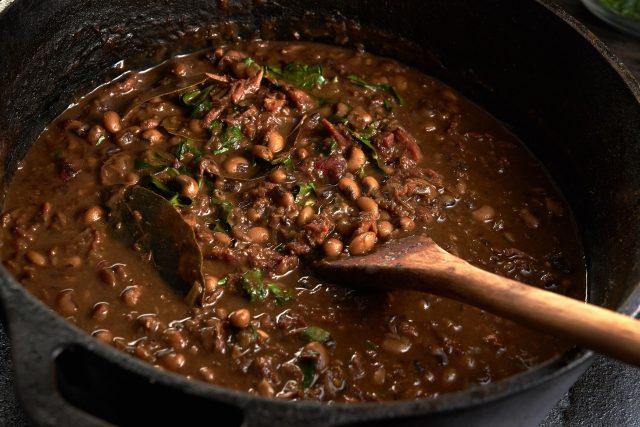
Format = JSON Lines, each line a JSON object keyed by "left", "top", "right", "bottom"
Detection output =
{"left": 269, "top": 62, "right": 327, "bottom": 90}
{"left": 346, "top": 74, "right": 404, "bottom": 106}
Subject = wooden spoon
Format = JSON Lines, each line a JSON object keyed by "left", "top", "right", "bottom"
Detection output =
{"left": 313, "top": 234, "right": 640, "bottom": 367}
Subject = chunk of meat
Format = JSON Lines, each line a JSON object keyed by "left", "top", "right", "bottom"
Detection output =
{"left": 100, "top": 153, "right": 132, "bottom": 185}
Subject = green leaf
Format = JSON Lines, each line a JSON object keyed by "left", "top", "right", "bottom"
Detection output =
{"left": 346, "top": 122, "right": 385, "bottom": 170}
{"left": 243, "top": 57, "right": 261, "bottom": 70}
{"left": 293, "top": 182, "right": 316, "bottom": 203}
{"left": 175, "top": 140, "right": 202, "bottom": 162}
{"left": 241, "top": 269, "right": 268, "bottom": 302}
{"left": 299, "top": 359, "right": 316, "bottom": 389}
{"left": 383, "top": 99, "right": 394, "bottom": 112}
{"left": 141, "top": 175, "right": 192, "bottom": 207}
{"left": 209, "top": 119, "right": 223, "bottom": 132}
{"left": 281, "top": 62, "right": 327, "bottom": 90}
{"left": 213, "top": 125, "right": 243, "bottom": 155}
{"left": 267, "top": 283, "right": 294, "bottom": 306}
{"left": 601, "top": 0, "right": 640, "bottom": 19}
{"left": 96, "top": 135, "right": 107, "bottom": 146}
{"left": 301, "top": 326, "right": 331, "bottom": 343}
{"left": 346, "top": 74, "right": 404, "bottom": 106}
{"left": 183, "top": 84, "right": 215, "bottom": 118}
{"left": 210, "top": 196, "right": 234, "bottom": 231}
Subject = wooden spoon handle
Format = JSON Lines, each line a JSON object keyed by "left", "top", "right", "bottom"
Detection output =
{"left": 401, "top": 243, "right": 640, "bottom": 366}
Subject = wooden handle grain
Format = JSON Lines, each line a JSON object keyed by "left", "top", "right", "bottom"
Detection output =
{"left": 403, "top": 246, "right": 640, "bottom": 366}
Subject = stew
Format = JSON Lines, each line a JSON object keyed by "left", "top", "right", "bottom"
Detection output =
{"left": 0, "top": 41, "right": 586, "bottom": 402}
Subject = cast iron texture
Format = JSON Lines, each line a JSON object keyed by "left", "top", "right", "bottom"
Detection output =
{"left": 0, "top": 1, "right": 639, "bottom": 426}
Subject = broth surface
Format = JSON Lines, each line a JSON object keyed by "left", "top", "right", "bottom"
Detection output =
{"left": 0, "top": 41, "right": 585, "bottom": 402}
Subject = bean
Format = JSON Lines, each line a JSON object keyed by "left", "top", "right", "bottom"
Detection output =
{"left": 83, "top": 206, "right": 104, "bottom": 225}
{"left": 87, "top": 125, "right": 106, "bottom": 145}
{"left": 142, "top": 128, "right": 164, "bottom": 144}
{"left": 347, "top": 147, "right": 366, "bottom": 171}
{"left": 160, "top": 352, "right": 186, "bottom": 371}
{"left": 362, "top": 176, "right": 380, "bottom": 194}
{"left": 269, "top": 168, "right": 287, "bottom": 184}
{"left": 472, "top": 205, "right": 496, "bottom": 222}
{"left": 356, "top": 196, "right": 379, "bottom": 218}
{"left": 229, "top": 308, "right": 251, "bottom": 329}
{"left": 121, "top": 286, "right": 141, "bottom": 307}
{"left": 257, "top": 378, "right": 275, "bottom": 397}
{"left": 25, "top": 250, "right": 47, "bottom": 267}
{"left": 174, "top": 175, "right": 199, "bottom": 198}
{"left": 372, "top": 367, "right": 386, "bottom": 385}
{"left": 172, "top": 62, "right": 188, "bottom": 77}
{"left": 349, "top": 231, "right": 377, "bottom": 255}
{"left": 103, "top": 111, "right": 122, "bottom": 134}
{"left": 377, "top": 220, "right": 394, "bottom": 240}
{"left": 199, "top": 367, "right": 216, "bottom": 383}
{"left": 251, "top": 145, "right": 273, "bottom": 162}
{"left": 204, "top": 275, "right": 219, "bottom": 293}
{"left": 223, "top": 156, "right": 249, "bottom": 174}
{"left": 162, "top": 329, "right": 187, "bottom": 350}
{"left": 116, "top": 127, "right": 140, "bottom": 146}
{"left": 256, "top": 329, "right": 270, "bottom": 342}
{"left": 247, "top": 226, "right": 269, "bottom": 244}
{"left": 99, "top": 268, "right": 116, "bottom": 287}
{"left": 214, "top": 232, "right": 232, "bottom": 247}
{"left": 138, "top": 315, "right": 160, "bottom": 333}
{"left": 323, "top": 238, "right": 343, "bottom": 259}
{"left": 139, "top": 117, "right": 160, "bottom": 130}
{"left": 348, "top": 105, "right": 373, "bottom": 129}
{"left": 93, "top": 329, "right": 113, "bottom": 343}
{"left": 381, "top": 334, "right": 412, "bottom": 355}
{"left": 295, "top": 147, "right": 309, "bottom": 160}
{"left": 134, "top": 344, "right": 154, "bottom": 362}
{"left": 92, "top": 302, "right": 109, "bottom": 322}
{"left": 399, "top": 216, "right": 415, "bottom": 231}
{"left": 56, "top": 290, "right": 77, "bottom": 316}
{"left": 334, "top": 102, "right": 350, "bottom": 117}
{"left": 296, "top": 206, "right": 314, "bottom": 226}
{"left": 520, "top": 208, "right": 541, "bottom": 229}
{"left": 303, "top": 341, "right": 330, "bottom": 370}
{"left": 266, "top": 130, "right": 285, "bottom": 153}
{"left": 338, "top": 177, "right": 361, "bottom": 200}
{"left": 278, "top": 191, "right": 295, "bottom": 207}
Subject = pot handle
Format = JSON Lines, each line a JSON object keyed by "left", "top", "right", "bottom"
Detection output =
{"left": 0, "top": 279, "right": 112, "bottom": 427}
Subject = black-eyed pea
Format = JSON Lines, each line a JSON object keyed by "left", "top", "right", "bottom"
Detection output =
{"left": 349, "top": 231, "right": 377, "bottom": 255}
{"left": 399, "top": 216, "right": 415, "bottom": 231}
{"left": 229, "top": 308, "right": 251, "bottom": 329}
{"left": 223, "top": 156, "right": 249, "bottom": 174}
{"left": 323, "top": 238, "right": 343, "bottom": 259}
{"left": 103, "top": 111, "right": 122, "bottom": 134}
{"left": 25, "top": 250, "right": 47, "bottom": 267}
{"left": 269, "top": 168, "right": 287, "bottom": 184}
{"left": 472, "top": 205, "right": 496, "bottom": 222}
{"left": 174, "top": 175, "right": 199, "bottom": 198}
{"left": 356, "top": 196, "right": 379, "bottom": 218}
{"left": 251, "top": 145, "right": 273, "bottom": 162}
{"left": 347, "top": 147, "right": 366, "bottom": 171}
{"left": 56, "top": 290, "right": 77, "bottom": 316}
{"left": 377, "top": 220, "right": 394, "bottom": 241}
{"left": 338, "top": 177, "right": 361, "bottom": 200}
{"left": 121, "top": 286, "right": 141, "bottom": 307}
{"left": 142, "top": 129, "right": 164, "bottom": 144}
{"left": 247, "top": 227, "right": 270, "bottom": 244}
{"left": 266, "top": 130, "right": 285, "bottom": 153}
{"left": 296, "top": 206, "right": 314, "bottom": 226}
{"left": 83, "top": 206, "right": 104, "bottom": 225}
{"left": 362, "top": 176, "right": 380, "bottom": 194}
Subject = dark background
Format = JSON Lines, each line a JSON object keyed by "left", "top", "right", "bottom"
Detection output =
{"left": 1, "top": 0, "right": 639, "bottom": 425}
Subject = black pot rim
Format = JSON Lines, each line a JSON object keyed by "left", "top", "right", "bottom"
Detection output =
{"left": 1, "top": 0, "right": 640, "bottom": 423}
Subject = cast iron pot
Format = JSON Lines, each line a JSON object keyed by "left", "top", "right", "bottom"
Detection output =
{"left": 0, "top": 1, "right": 639, "bottom": 426}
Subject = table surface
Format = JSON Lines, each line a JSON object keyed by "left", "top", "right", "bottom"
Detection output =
{"left": 1, "top": 0, "right": 639, "bottom": 425}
